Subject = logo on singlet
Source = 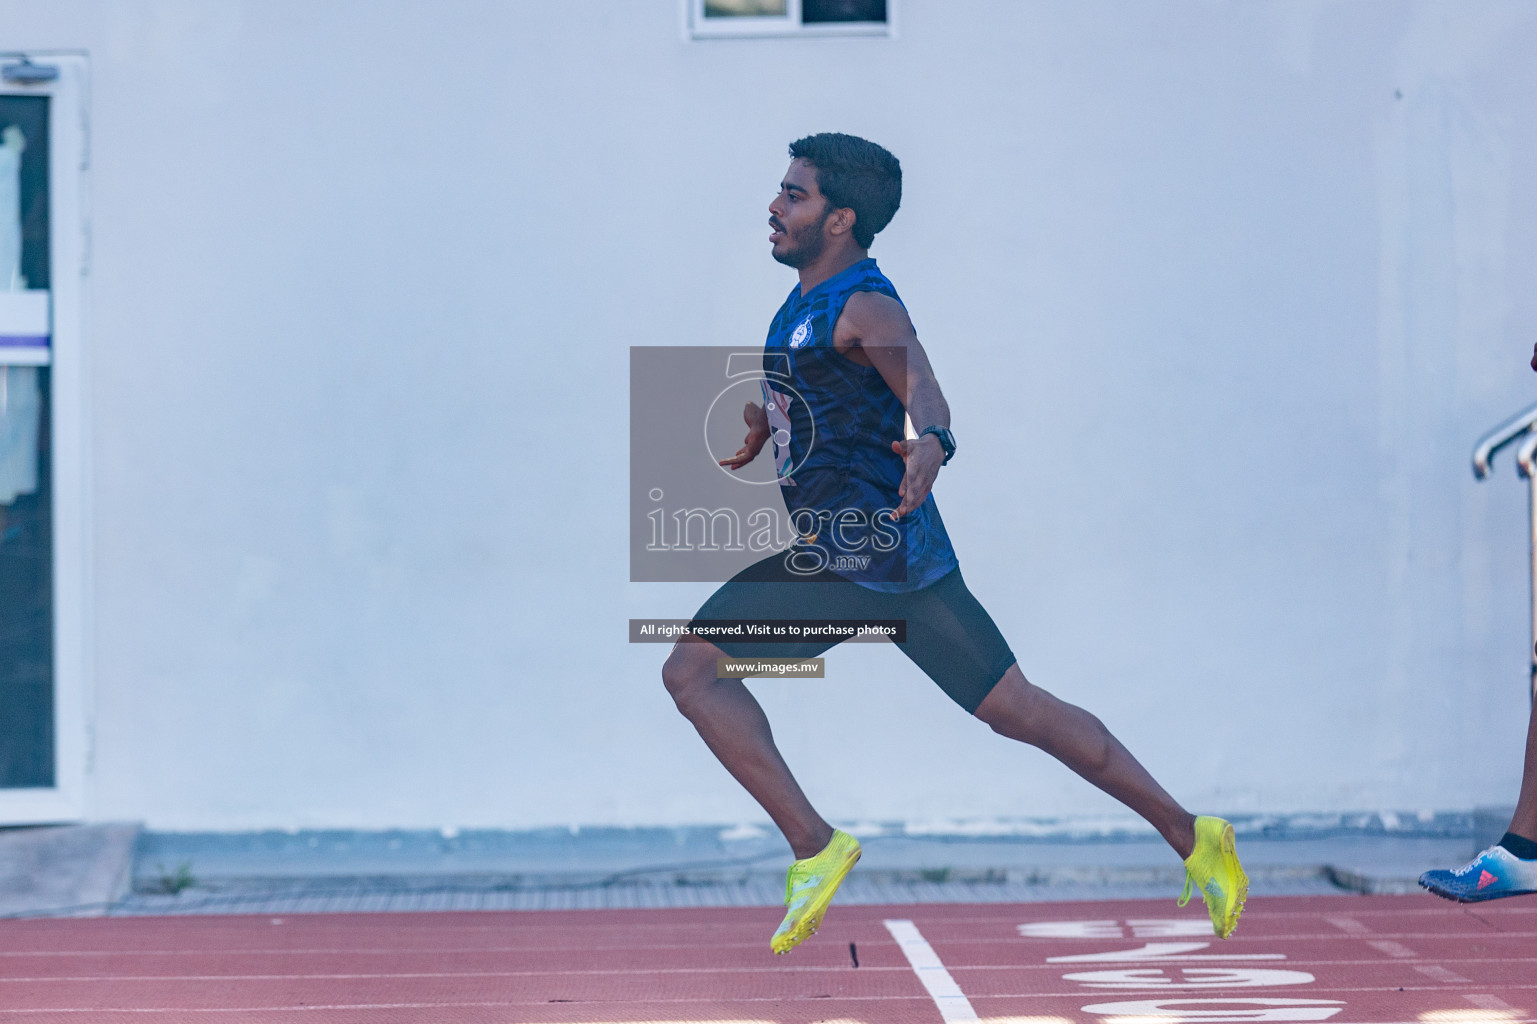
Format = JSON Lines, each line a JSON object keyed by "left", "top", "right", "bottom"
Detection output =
{"left": 789, "top": 316, "right": 813, "bottom": 349}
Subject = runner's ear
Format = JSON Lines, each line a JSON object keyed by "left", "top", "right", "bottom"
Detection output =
{"left": 827, "top": 206, "right": 856, "bottom": 239}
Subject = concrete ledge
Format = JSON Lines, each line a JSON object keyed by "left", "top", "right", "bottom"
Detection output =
{"left": 0, "top": 823, "right": 141, "bottom": 917}
{"left": 1322, "top": 865, "right": 1422, "bottom": 895}
{"left": 97, "top": 819, "right": 1478, "bottom": 916}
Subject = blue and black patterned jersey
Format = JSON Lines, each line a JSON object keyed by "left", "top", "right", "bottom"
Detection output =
{"left": 760, "top": 258, "right": 959, "bottom": 593}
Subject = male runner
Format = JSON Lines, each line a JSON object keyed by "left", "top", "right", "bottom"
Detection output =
{"left": 663, "top": 133, "right": 1249, "bottom": 953}
{"left": 1417, "top": 342, "right": 1537, "bottom": 902}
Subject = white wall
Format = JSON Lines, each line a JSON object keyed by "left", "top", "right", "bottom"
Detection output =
{"left": 2, "top": 0, "right": 1535, "bottom": 830}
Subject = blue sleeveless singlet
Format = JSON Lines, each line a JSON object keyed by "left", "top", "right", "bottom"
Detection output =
{"left": 759, "top": 259, "right": 959, "bottom": 593}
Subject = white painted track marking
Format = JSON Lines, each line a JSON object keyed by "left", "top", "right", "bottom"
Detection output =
{"left": 884, "top": 918, "right": 979, "bottom": 1022}
{"left": 1369, "top": 939, "right": 1418, "bottom": 958}
{"left": 1325, "top": 916, "right": 1371, "bottom": 934}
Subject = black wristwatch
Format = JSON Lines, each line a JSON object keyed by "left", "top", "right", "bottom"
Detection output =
{"left": 919, "top": 425, "right": 956, "bottom": 465}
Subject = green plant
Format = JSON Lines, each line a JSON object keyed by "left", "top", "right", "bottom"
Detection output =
{"left": 152, "top": 861, "right": 196, "bottom": 895}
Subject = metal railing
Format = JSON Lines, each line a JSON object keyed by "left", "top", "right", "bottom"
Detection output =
{"left": 1473, "top": 400, "right": 1537, "bottom": 706}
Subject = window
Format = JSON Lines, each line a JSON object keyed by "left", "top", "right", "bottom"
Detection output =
{"left": 690, "top": 0, "right": 889, "bottom": 38}
{"left": 0, "top": 93, "right": 53, "bottom": 794}
{"left": 0, "top": 54, "right": 89, "bottom": 824}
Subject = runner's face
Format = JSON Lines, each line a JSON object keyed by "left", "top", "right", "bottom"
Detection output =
{"left": 769, "top": 159, "right": 834, "bottom": 268}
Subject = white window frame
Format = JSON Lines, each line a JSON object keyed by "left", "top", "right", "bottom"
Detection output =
{"left": 0, "top": 52, "right": 92, "bottom": 824}
{"left": 687, "top": 0, "right": 893, "bottom": 39}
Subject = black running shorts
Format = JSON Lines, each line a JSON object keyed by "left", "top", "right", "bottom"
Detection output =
{"left": 687, "top": 554, "right": 1017, "bottom": 714}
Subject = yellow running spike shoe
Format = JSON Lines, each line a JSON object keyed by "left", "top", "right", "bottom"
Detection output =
{"left": 770, "top": 829, "right": 862, "bottom": 955}
{"left": 1178, "top": 815, "right": 1249, "bottom": 939}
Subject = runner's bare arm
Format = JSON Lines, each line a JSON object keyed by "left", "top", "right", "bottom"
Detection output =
{"left": 836, "top": 290, "right": 950, "bottom": 518}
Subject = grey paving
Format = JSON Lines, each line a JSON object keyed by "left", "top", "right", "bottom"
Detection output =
{"left": 0, "top": 823, "right": 140, "bottom": 917}
{"left": 128, "top": 810, "right": 1487, "bottom": 880}
{"left": 110, "top": 868, "right": 1350, "bottom": 917}
{"left": 92, "top": 811, "right": 1490, "bottom": 917}
{"left": 0, "top": 811, "right": 1501, "bottom": 918}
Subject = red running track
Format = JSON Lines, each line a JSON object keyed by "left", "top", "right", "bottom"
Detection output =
{"left": 0, "top": 894, "right": 1532, "bottom": 1023}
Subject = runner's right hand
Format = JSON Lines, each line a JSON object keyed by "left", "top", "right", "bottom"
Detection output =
{"left": 720, "top": 401, "right": 771, "bottom": 470}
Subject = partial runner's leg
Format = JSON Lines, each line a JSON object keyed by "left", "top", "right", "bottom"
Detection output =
{"left": 1420, "top": 696, "right": 1537, "bottom": 901}
{"left": 974, "top": 664, "right": 1197, "bottom": 858}
{"left": 1509, "top": 695, "right": 1537, "bottom": 843}
{"left": 890, "top": 570, "right": 1200, "bottom": 860}
{"left": 663, "top": 637, "right": 833, "bottom": 859}
{"left": 1429, "top": 342, "right": 1537, "bottom": 896}
{"left": 899, "top": 568, "right": 1246, "bottom": 936}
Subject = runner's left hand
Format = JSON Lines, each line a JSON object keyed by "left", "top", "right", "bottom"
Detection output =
{"left": 720, "top": 401, "right": 771, "bottom": 470}
{"left": 890, "top": 436, "right": 943, "bottom": 519}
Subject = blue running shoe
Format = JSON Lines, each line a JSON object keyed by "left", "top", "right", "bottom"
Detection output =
{"left": 1419, "top": 845, "right": 1537, "bottom": 902}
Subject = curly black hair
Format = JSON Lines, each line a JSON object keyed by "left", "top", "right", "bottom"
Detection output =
{"left": 788, "top": 133, "right": 901, "bottom": 250}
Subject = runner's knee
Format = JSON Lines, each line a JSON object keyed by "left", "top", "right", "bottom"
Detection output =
{"left": 661, "top": 650, "right": 693, "bottom": 702}
{"left": 976, "top": 675, "right": 1055, "bottom": 746}
{"left": 662, "top": 644, "right": 714, "bottom": 712}
{"left": 980, "top": 684, "right": 1114, "bottom": 772}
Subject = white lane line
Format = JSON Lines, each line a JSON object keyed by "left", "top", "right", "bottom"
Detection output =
{"left": 5, "top": 966, "right": 1536, "bottom": 987}
{"left": 0, "top": 993, "right": 1534, "bottom": 1016}
{"left": 10, "top": 930, "right": 1537, "bottom": 957}
{"left": 0, "top": 967, "right": 908, "bottom": 983}
{"left": 883, "top": 919, "right": 978, "bottom": 1023}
